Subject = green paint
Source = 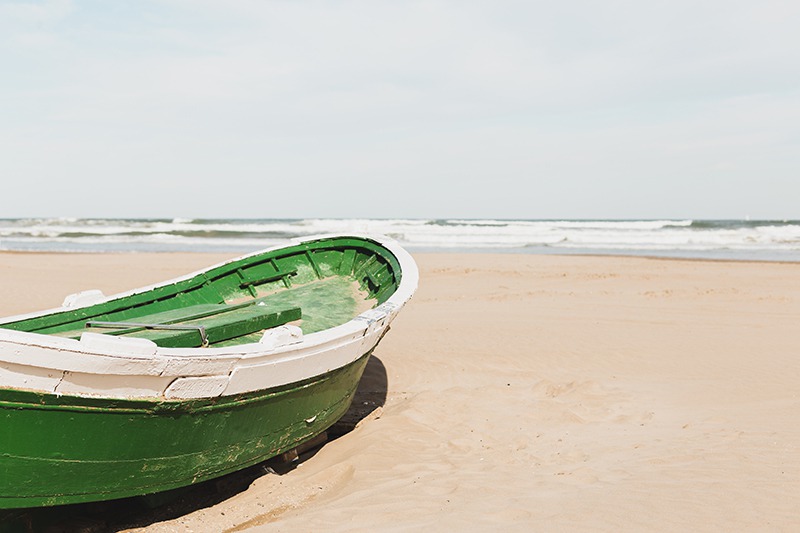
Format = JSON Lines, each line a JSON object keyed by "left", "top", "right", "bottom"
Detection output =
{"left": 0, "top": 236, "right": 406, "bottom": 509}
{"left": 0, "top": 354, "right": 370, "bottom": 508}
{"left": 83, "top": 306, "right": 301, "bottom": 348}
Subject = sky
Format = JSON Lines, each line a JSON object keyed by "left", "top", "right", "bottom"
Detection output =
{"left": 1, "top": 0, "right": 798, "bottom": 220}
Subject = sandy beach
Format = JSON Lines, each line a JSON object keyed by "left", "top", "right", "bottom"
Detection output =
{"left": 1, "top": 251, "right": 799, "bottom": 532}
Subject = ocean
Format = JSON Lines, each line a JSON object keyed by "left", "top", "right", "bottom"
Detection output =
{"left": 0, "top": 218, "right": 799, "bottom": 261}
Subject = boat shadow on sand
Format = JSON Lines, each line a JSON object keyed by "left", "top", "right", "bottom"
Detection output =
{"left": 0, "top": 355, "right": 388, "bottom": 533}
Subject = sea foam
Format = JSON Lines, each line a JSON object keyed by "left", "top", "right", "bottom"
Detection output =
{"left": 0, "top": 218, "right": 798, "bottom": 260}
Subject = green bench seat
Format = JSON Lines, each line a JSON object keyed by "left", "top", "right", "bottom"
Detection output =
{"left": 69, "top": 300, "right": 302, "bottom": 348}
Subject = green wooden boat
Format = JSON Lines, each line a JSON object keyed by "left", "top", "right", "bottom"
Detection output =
{"left": 0, "top": 234, "right": 417, "bottom": 509}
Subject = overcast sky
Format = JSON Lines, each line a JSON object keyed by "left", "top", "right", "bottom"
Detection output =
{"left": 1, "top": 0, "right": 798, "bottom": 219}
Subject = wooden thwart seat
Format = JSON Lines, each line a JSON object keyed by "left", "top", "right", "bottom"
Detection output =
{"left": 238, "top": 267, "right": 297, "bottom": 289}
{"left": 237, "top": 267, "right": 298, "bottom": 296}
{"left": 81, "top": 302, "right": 302, "bottom": 348}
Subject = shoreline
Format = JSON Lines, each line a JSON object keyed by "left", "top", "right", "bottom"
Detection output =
{"left": 2, "top": 247, "right": 799, "bottom": 263}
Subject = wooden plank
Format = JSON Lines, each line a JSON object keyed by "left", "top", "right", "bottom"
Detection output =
{"left": 56, "top": 298, "right": 290, "bottom": 341}
{"left": 339, "top": 249, "right": 357, "bottom": 276}
{"left": 49, "top": 304, "right": 221, "bottom": 340}
{"left": 366, "top": 262, "right": 388, "bottom": 288}
{"left": 305, "top": 251, "right": 322, "bottom": 279}
{"left": 113, "top": 306, "right": 302, "bottom": 348}
{"left": 353, "top": 254, "right": 377, "bottom": 280}
{"left": 239, "top": 268, "right": 297, "bottom": 290}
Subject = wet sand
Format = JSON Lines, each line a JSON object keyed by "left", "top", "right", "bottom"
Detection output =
{"left": 1, "top": 252, "right": 799, "bottom": 531}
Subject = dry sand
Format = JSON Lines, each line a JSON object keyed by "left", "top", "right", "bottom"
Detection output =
{"left": 1, "top": 252, "right": 799, "bottom": 532}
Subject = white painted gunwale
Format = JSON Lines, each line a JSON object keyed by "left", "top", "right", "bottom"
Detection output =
{"left": 0, "top": 234, "right": 418, "bottom": 401}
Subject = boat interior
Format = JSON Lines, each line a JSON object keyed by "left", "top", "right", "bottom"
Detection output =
{"left": 0, "top": 239, "right": 402, "bottom": 349}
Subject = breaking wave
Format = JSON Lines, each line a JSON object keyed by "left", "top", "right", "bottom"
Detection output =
{"left": 0, "top": 218, "right": 798, "bottom": 260}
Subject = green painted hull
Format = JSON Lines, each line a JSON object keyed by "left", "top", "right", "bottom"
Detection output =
{"left": 0, "top": 235, "right": 418, "bottom": 509}
{"left": 0, "top": 353, "right": 370, "bottom": 509}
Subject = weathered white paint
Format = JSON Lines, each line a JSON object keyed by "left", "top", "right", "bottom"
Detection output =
{"left": 164, "top": 375, "right": 231, "bottom": 399}
{"left": 0, "top": 235, "right": 418, "bottom": 401}
{"left": 157, "top": 353, "right": 240, "bottom": 377}
{"left": 0, "top": 338, "right": 170, "bottom": 376}
{"left": 79, "top": 332, "right": 159, "bottom": 358}
{"left": 0, "top": 361, "right": 63, "bottom": 394}
{"left": 259, "top": 324, "right": 303, "bottom": 349}
{"left": 223, "top": 325, "right": 377, "bottom": 396}
{"left": 62, "top": 289, "right": 106, "bottom": 308}
{"left": 55, "top": 371, "right": 175, "bottom": 398}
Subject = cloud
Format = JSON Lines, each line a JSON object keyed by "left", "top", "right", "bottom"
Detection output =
{"left": 1, "top": 1, "right": 799, "bottom": 218}
{"left": 0, "top": 0, "right": 73, "bottom": 24}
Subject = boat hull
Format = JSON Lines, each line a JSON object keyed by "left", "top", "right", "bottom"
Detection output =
{"left": 0, "top": 352, "right": 370, "bottom": 509}
{"left": 0, "top": 234, "right": 418, "bottom": 509}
